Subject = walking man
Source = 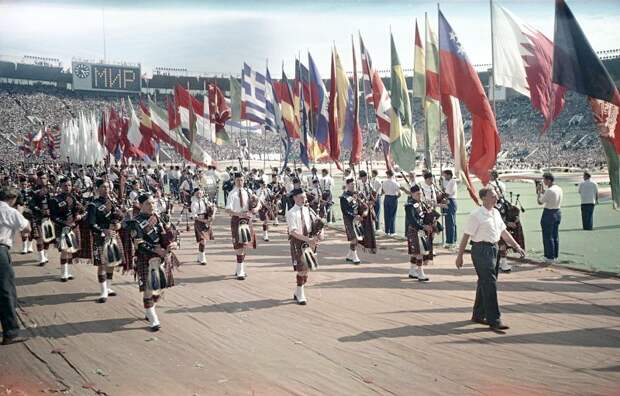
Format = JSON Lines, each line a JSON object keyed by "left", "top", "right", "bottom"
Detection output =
{"left": 578, "top": 171, "right": 598, "bottom": 230}
{"left": 382, "top": 169, "right": 401, "bottom": 236}
{"left": 456, "top": 186, "right": 524, "bottom": 332}
{"left": 0, "top": 187, "right": 31, "bottom": 345}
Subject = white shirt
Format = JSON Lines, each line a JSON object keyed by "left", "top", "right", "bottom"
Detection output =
{"left": 578, "top": 179, "right": 598, "bottom": 204}
{"left": 463, "top": 206, "right": 506, "bottom": 243}
{"left": 539, "top": 185, "right": 563, "bottom": 209}
{"left": 421, "top": 183, "right": 438, "bottom": 205}
{"left": 370, "top": 177, "right": 383, "bottom": 196}
{"left": 320, "top": 175, "right": 333, "bottom": 193}
{"left": 381, "top": 178, "right": 401, "bottom": 196}
{"left": 442, "top": 178, "right": 457, "bottom": 199}
{"left": 286, "top": 204, "right": 312, "bottom": 236}
{"left": 191, "top": 197, "right": 215, "bottom": 218}
{"left": 226, "top": 188, "right": 250, "bottom": 213}
{"left": 0, "top": 201, "right": 30, "bottom": 248}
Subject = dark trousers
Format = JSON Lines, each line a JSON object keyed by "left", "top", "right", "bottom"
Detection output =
{"left": 444, "top": 198, "right": 457, "bottom": 244}
{"left": 471, "top": 242, "right": 501, "bottom": 325}
{"left": 541, "top": 208, "right": 561, "bottom": 260}
{"left": 374, "top": 197, "right": 382, "bottom": 230}
{"left": 0, "top": 245, "right": 19, "bottom": 338}
{"left": 383, "top": 195, "right": 398, "bottom": 234}
{"left": 581, "top": 204, "right": 594, "bottom": 230}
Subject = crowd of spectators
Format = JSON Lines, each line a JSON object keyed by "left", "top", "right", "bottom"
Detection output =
{"left": 0, "top": 83, "right": 609, "bottom": 172}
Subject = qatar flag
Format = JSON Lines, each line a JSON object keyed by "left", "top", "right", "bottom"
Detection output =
{"left": 492, "top": 2, "right": 565, "bottom": 133}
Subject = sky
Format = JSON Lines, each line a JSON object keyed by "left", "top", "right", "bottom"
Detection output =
{"left": 1, "top": 0, "right": 619, "bottom": 77}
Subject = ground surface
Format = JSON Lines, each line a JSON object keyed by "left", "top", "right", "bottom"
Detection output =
{"left": 1, "top": 214, "right": 619, "bottom": 396}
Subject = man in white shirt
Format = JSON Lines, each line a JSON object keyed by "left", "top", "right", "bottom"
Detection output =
{"left": 320, "top": 169, "right": 334, "bottom": 222}
{"left": 578, "top": 171, "right": 598, "bottom": 230}
{"left": 191, "top": 188, "right": 215, "bottom": 265}
{"left": 381, "top": 169, "right": 401, "bottom": 236}
{"left": 0, "top": 187, "right": 31, "bottom": 345}
{"left": 442, "top": 170, "right": 458, "bottom": 247}
{"left": 456, "top": 186, "right": 524, "bottom": 332}
{"left": 225, "top": 173, "right": 260, "bottom": 280}
{"left": 537, "top": 172, "right": 563, "bottom": 263}
{"left": 370, "top": 169, "right": 383, "bottom": 231}
{"left": 286, "top": 188, "right": 322, "bottom": 305}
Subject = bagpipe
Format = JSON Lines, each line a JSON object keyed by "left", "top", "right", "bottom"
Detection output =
{"left": 300, "top": 206, "right": 325, "bottom": 271}
{"left": 41, "top": 217, "right": 56, "bottom": 244}
{"left": 102, "top": 233, "right": 123, "bottom": 268}
{"left": 146, "top": 213, "right": 180, "bottom": 295}
{"left": 237, "top": 190, "right": 258, "bottom": 244}
{"left": 59, "top": 226, "right": 79, "bottom": 254}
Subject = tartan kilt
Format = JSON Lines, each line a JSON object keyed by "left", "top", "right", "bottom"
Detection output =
{"left": 289, "top": 236, "right": 306, "bottom": 271}
{"left": 194, "top": 220, "right": 213, "bottom": 242}
{"left": 343, "top": 217, "right": 357, "bottom": 242}
{"left": 135, "top": 252, "right": 176, "bottom": 292}
{"left": 406, "top": 225, "right": 423, "bottom": 256}
{"left": 359, "top": 215, "right": 377, "bottom": 253}
{"left": 231, "top": 216, "right": 256, "bottom": 250}
{"left": 92, "top": 233, "right": 127, "bottom": 268}
{"left": 76, "top": 220, "right": 93, "bottom": 259}
{"left": 119, "top": 228, "right": 134, "bottom": 272}
{"left": 30, "top": 220, "right": 42, "bottom": 241}
{"left": 258, "top": 206, "right": 273, "bottom": 222}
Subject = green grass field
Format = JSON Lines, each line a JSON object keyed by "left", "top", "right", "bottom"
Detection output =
{"left": 328, "top": 177, "right": 620, "bottom": 275}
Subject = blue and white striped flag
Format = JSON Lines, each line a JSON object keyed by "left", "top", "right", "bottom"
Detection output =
{"left": 241, "top": 63, "right": 267, "bottom": 124}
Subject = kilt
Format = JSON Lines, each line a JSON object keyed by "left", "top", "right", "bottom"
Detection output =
{"left": 289, "top": 236, "right": 306, "bottom": 271}
{"left": 135, "top": 252, "right": 174, "bottom": 292}
{"left": 258, "top": 205, "right": 273, "bottom": 222}
{"left": 343, "top": 217, "right": 357, "bottom": 242}
{"left": 406, "top": 225, "right": 433, "bottom": 258}
{"left": 119, "top": 228, "right": 134, "bottom": 272}
{"left": 76, "top": 219, "right": 93, "bottom": 259}
{"left": 194, "top": 219, "right": 213, "bottom": 242}
{"left": 92, "top": 233, "right": 126, "bottom": 268}
{"left": 230, "top": 216, "right": 256, "bottom": 250}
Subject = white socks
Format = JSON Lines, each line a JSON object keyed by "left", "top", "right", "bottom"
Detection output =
{"left": 499, "top": 257, "right": 512, "bottom": 272}
{"left": 61, "top": 264, "right": 70, "bottom": 280}
{"left": 99, "top": 280, "right": 108, "bottom": 299}
{"left": 348, "top": 250, "right": 360, "bottom": 263}
{"left": 408, "top": 264, "right": 419, "bottom": 278}
{"left": 27, "top": 241, "right": 34, "bottom": 253}
{"left": 106, "top": 279, "right": 115, "bottom": 295}
{"left": 197, "top": 252, "right": 206, "bottom": 264}
{"left": 145, "top": 307, "right": 160, "bottom": 328}
{"left": 294, "top": 286, "right": 307, "bottom": 304}
{"left": 263, "top": 231, "right": 269, "bottom": 241}
{"left": 235, "top": 262, "right": 246, "bottom": 278}
{"left": 417, "top": 267, "right": 429, "bottom": 281}
{"left": 38, "top": 249, "right": 47, "bottom": 263}
{"left": 21, "top": 243, "right": 28, "bottom": 254}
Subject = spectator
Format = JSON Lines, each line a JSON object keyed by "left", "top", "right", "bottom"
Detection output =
{"left": 578, "top": 171, "right": 598, "bottom": 230}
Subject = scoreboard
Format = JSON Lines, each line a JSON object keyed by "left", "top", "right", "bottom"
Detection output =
{"left": 72, "top": 61, "right": 141, "bottom": 93}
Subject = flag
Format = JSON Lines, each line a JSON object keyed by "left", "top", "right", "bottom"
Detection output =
{"left": 349, "top": 36, "right": 363, "bottom": 166}
{"left": 148, "top": 99, "right": 213, "bottom": 166}
{"left": 265, "top": 66, "right": 290, "bottom": 171}
{"left": 241, "top": 63, "right": 267, "bottom": 123}
{"left": 390, "top": 32, "right": 417, "bottom": 172}
{"left": 589, "top": 99, "right": 620, "bottom": 209}
{"left": 359, "top": 36, "right": 374, "bottom": 105}
{"left": 208, "top": 82, "right": 231, "bottom": 144}
{"left": 173, "top": 84, "right": 214, "bottom": 141}
{"left": 105, "top": 108, "right": 122, "bottom": 155}
{"left": 553, "top": 0, "right": 620, "bottom": 107}
{"left": 359, "top": 34, "right": 392, "bottom": 145}
{"left": 279, "top": 70, "right": 300, "bottom": 140}
{"left": 439, "top": 10, "right": 500, "bottom": 185}
{"left": 328, "top": 48, "right": 340, "bottom": 166}
{"left": 413, "top": 20, "right": 425, "bottom": 99}
{"left": 230, "top": 76, "right": 242, "bottom": 122}
{"left": 425, "top": 14, "right": 441, "bottom": 169}
{"left": 299, "top": 84, "right": 310, "bottom": 167}
{"left": 492, "top": 2, "right": 566, "bottom": 132}
{"left": 138, "top": 101, "right": 158, "bottom": 158}
{"left": 308, "top": 52, "right": 330, "bottom": 150}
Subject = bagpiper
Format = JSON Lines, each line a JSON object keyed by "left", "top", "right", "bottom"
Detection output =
{"left": 127, "top": 194, "right": 179, "bottom": 331}
{"left": 86, "top": 179, "right": 126, "bottom": 303}
{"left": 339, "top": 178, "right": 361, "bottom": 264}
{"left": 404, "top": 185, "right": 431, "bottom": 281}
{"left": 225, "top": 172, "right": 260, "bottom": 280}
{"left": 191, "top": 188, "right": 215, "bottom": 265}
{"left": 286, "top": 188, "right": 324, "bottom": 305}
{"left": 49, "top": 177, "right": 84, "bottom": 282}
{"left": 28, "top": 171, "right": 53, "bottom": 266}
{"left": 256, "top": 180, "right": 273, "bottom": 241}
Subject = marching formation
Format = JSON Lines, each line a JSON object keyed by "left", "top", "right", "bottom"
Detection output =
{"left": 0, "top": 157, "right": 536, "bottom": 344}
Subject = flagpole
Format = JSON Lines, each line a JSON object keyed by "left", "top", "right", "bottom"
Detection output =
{"left": 423, "top": 14, "right": 430, "bottom": 171}
{"left": 489, "top": 0, "right": 497, "bottom": 116}
{"left": 358, "top": 33, "right": 374, "bottom": 170}
{"left": 437, "top": 3, "right": 445, "bottom": 245}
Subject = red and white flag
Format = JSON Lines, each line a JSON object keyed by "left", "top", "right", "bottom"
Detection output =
{"left": 492, "top": 2, "right": 565, "bottom": 132}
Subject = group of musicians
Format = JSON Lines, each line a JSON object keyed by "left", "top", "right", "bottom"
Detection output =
{"left": 5, "top": 161, "right": 527, "bottom": 334}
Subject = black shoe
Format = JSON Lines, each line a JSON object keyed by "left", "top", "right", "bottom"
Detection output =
{"left": 236, "top": 274, "right": 246, "bottom": 280}
{"left": 2, "top": 335, "right": 27, "bottom": 345}
{"left": 60, "top": 277, "right": 68, "bottom": 283}
{"left": 471, "top": 316, "right": 488, "bottom": 325}
{"left": 293, "top": 294, "right": 307, "bottom": 306}
{"left": 148, "top": 324, "right": 160, "bottom": 332}
{"left": 38, "top": 261, "right": 47, "bottom": 267}
{"left": 489, "top": 322, "right": 510, "bottom": 331}
{"left": 200, "top": 261, "right": 207, "bottom": 266}
{"left": 96, "top": 297, "right": 107, "bottom": 304}
{"left": 108, "top": 290, "right": 117, "bottom": 297}
{"left": 345, "top": 258, "right": 354, "bottom": 262}
{"left": 68, "top": 275, "right": 74, "bottom": 280}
